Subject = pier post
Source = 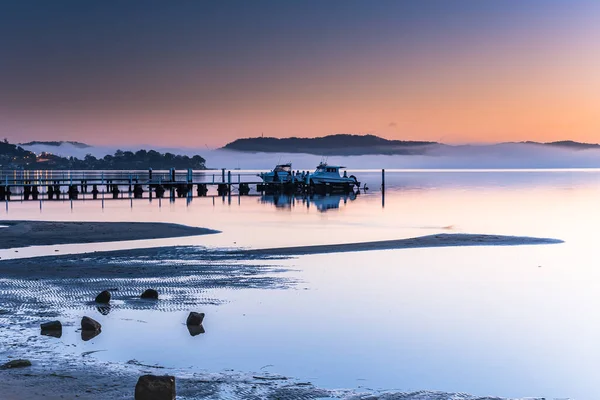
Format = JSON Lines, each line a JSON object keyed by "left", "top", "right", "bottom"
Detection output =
{"left": 381, "top": 168, "right": 385, "bottom": 208}
{"left": 227, "top": 171, "right": 232, "bottom": 204}
{"left": 221, "top": 168, "right": 225, "bottom": 183}
{"left": 101, "top": 172, "right": 105, "bottom": 209}
{"left": 148, "top": 168, "right": 153, "bottom": 181}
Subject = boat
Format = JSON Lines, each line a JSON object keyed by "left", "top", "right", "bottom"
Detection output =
{"left": 258, "top": 163, "right": 293, "bottom": 183}
{"left": 307, "top": 162, "right": 360, "bottom": 187}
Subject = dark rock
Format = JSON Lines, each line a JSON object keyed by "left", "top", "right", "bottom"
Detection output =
{"left": 141, "top": 289, "right": 159, "bottom": 300}
{"left": 95, "top": 290, "right": 111, "bottom": 304}
{"left": 1, "top": 359, "right": 32, "bottom": 369}
{"left": 41, "top": 321, "right": 62, "bottom": 338}
{"left": 186, "top": 312, "right": 205, "bottom": 326}
{"left": 187, "top": 324, "right": 205, "bottom": 336}
{"left": 81, "top": 316, "right": 101, "bottom": 332}
{"left": 135, "top": 375, "right": 176, "bottom": 400}
{"left": 40, "top": 320, "right": 62, "bottom": 331}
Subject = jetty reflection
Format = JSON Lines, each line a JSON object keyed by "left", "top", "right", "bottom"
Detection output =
{"left": 259, "top": 192, "right": 358, "bottom": 212}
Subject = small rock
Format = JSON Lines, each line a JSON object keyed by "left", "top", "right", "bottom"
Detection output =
{"left": 41, "top": 321, "right": 62, "bottom": 338}
{"left": 135, "top": 375, "right": 176, "bottom": 400}
{"left": 186, "top": 312, "right": 205, "bottom": 326}
{"left": 1, "top": 359, "right": 32, "bottom": 369}
{"left": 140, "top": 289, "right": 159, "bottom": 300}
{"left": 41, "top": 320, "right": 62, "bottom": 331}
{"left": 81, "top": 316, "right": 101, "bottom": 332}
{"left": 95, "top": 290, "right": 111, "bottom": 304}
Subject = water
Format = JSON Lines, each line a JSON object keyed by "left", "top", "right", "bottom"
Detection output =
{"left": 1, "top": 169, "right": 599, "bottom": 399}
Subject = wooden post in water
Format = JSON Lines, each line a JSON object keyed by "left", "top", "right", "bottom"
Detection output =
{"left": 381, "top": 168, "right": 385, "bottom": 208}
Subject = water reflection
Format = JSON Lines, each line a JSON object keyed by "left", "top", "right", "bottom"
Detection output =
{"left": 97, "top": 305, "right": 112, "bottom": 315}
{"left": 41, "top": 329, "right": 62, "bottom": 339}
{"left": 187, "top": 324, "right": 206, "bottom": 337}
{"left": 81, "top": 329, "right": 101, "bottom": 341}
{"left": 260, "top": 192, "right": 358, "bottom": 212}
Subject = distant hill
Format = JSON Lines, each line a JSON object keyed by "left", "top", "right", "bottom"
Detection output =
{"left": 502, "top": 140, "right": 600, "bottom": 150}
{"left": 0, "top": 140, "right": 206, "bottom": 170}
{"left": 19, "top": 141, "right": 90, "bottom": 148}
{"left": 223, "top": 134, "right": 441, "bottom": 155}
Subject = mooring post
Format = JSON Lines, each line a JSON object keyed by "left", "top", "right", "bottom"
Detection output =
{"left": 148, "top": 168, "right": 153, "bottom": 181}
{"left": 381, "top": 168, "right": 385, "bottom": 208}
{"left": 101, "top": 172, "right": 105, "bottom": 209}
{"left": 221, "top": 168, "right": 225, "bottom": 183}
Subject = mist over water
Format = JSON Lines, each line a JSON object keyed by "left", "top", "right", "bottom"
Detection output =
{"left": 20, "top": 142, "right": 600, "bottom": 170}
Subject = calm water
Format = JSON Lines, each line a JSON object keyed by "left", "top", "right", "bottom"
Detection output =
{"left": 2, "top": 170, "right": 600, "bottom": 399}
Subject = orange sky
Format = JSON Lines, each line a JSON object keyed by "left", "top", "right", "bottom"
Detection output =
{"left": 1, "top": 1, "right": 599, "bottom": 147}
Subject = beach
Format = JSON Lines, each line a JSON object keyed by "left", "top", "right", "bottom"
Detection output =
{"left": 0, "top": 216, "right": 566, "bottom": 399}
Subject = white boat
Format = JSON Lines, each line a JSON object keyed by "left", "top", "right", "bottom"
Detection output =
{"left": 258, "top": 163, "right": 293, "bottom": 183}
{"left": 308, "top": 162, "right": 359, "bottom": 187}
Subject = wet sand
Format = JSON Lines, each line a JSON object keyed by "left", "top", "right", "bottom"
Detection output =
{"left": 239, "top": 233, "right": 564, "bottom": 256}
{"left": 0, "top": 220, "right": 219, "bottom": 249}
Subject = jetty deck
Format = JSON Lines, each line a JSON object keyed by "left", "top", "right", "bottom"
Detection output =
{"left": 0, "top": 168, "right": 380, "bottom": 203}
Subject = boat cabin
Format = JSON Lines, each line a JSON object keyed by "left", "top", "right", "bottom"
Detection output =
{"left": 273, "top": 164, "right": 292, "bottom": 173}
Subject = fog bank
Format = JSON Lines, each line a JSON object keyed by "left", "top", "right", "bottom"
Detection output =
{"left": 20, "top": 142, "right": 600, "bottom": 170}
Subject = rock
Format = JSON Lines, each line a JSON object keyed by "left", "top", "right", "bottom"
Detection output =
{"left": 40, "top": 320, "right": 62, "bottom": 331}
{"left": 95, "top": 290, "right": 111, "bottom": 304}
{"left": 186, "top": 312, "right": 205, "bottom": 326}
{"left": 140, "top": 289, "right": 159, "bottom": 300}
{"left": 1, "top": 359, "right": 32, "bottom": 369}
{"left": 135, "top": 375, "right": 176, "bottom": 400}
{"left": 81, "top": 316, "right": 101, "bottom": 332}
{"left": 41, "top": 321, "right": 62, "bottom": 338}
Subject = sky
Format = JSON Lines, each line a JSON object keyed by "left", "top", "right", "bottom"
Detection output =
{"left": 1, "top": 1, "right": 599, "bottom": 148}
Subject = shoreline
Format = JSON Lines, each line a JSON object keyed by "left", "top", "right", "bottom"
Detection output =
{"left": 236, "top": 233, "right": 563, "bottom": 256}
{"left": 0, "top": 220, "right": 219, "bottom": 250}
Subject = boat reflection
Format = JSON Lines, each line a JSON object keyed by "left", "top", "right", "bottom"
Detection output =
{"left": 259, "top": 192, "right": 358, "bottom": 212}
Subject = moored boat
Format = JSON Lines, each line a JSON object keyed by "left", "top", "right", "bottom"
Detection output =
{"left": 258, "top": 163, "right": 293, "bottom": 183}
{"left": 307, "top": 162, "right": 360, "bottom": 187}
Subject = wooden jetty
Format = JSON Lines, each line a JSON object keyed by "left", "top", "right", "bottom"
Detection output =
{"left": 0, "top": 168, "right": 380, "bottom": 203}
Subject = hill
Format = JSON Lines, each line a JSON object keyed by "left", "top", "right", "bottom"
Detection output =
{"left": 0, "top": 140, "right": 206, "bottom": 170}
{"left": 222, "top": 134, "right": 441, "bottom": 155}
{"left": 19, "top": 141, "right": 90, "bottom": 148}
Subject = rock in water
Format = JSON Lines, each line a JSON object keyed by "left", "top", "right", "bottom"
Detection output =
{"left": 41, "top": 321, "right": 62, "bottom": 338}
{"left": 186, "top": 312, "right": 205, "bottom": 326}
{"left": 135, "top": 375, "right": 176, "bottom": 400}
{"left": 95, "top": 290, "right": 111, "bottom": 303}
{"left": 81, "top": 316, "right": 101, "bottom": 332}
{"left": 141, "top": 289, "right": 159, "bottom": 300}
{"left": 1, "top": 359, "right": 32, "bottom": 369}
{"left": 40, "top": 320, "right": 62, "bottom": 331}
